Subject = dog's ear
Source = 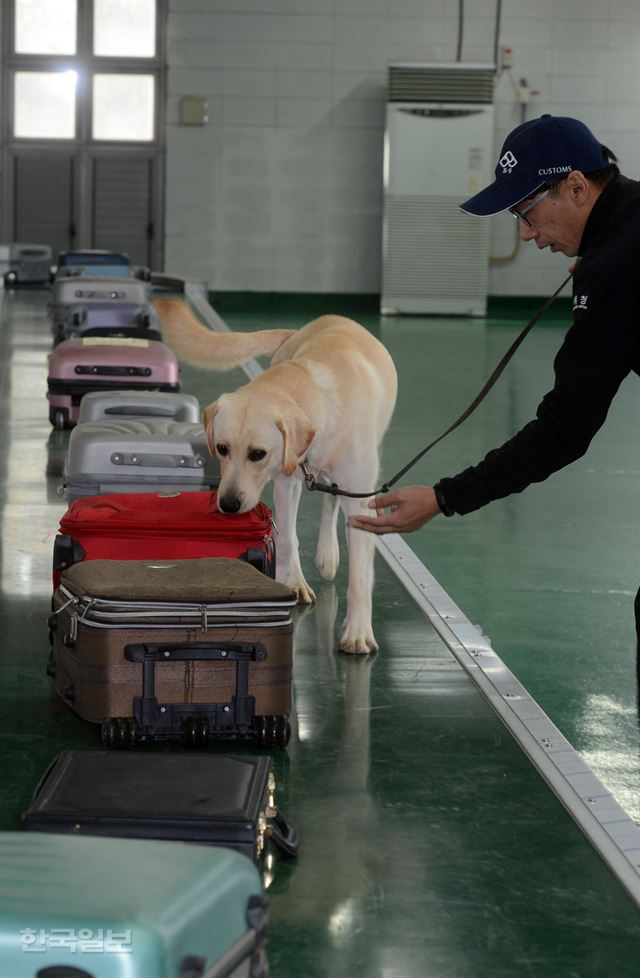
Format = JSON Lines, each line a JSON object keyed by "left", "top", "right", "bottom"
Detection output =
{"left": 202, "top": 401, "right": 219, "bottom": 457}
{"left": 276, "top": 411, "right": 316, "bottom": 476}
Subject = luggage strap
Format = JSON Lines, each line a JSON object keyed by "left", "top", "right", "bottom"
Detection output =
{"left": 269, "top": 810, "right": 299, "bottom": 857}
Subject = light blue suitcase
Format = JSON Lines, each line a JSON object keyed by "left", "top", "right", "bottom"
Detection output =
{"left": 56, "top": 249, "right": 133, "bottom": 280}
{"left": 0, "top": 832, "right": 268, "bottom": 978}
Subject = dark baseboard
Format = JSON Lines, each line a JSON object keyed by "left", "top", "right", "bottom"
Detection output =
{"left": 207, "top": 291, "right": 572, "bottom": 326}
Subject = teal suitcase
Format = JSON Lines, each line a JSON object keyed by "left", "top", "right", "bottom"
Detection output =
{"left": 0, "top": 832, "right": 268, "bottom": 978}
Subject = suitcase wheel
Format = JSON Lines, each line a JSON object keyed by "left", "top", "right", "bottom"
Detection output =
{"left": 46, "top": 650, "right": 56, "bottom": 678}
{"left": 183, "top": 715, "right": 209, "bottom": 749}
{"left": 249, "top": 946, "right": 269, "bottom": 978}
{"left": 101, "top": 716, "right": 138, "bottom": 750}
{"left": 179, "top": 956, "right": 207, "bottom": 978}
{"left": 49, "top": 407, "right": 69, "bottom": 430}
{"left": 254, "top": 714, "right": 290, "bottom": 749}
{"left": 243, "top": 547, "right": 268, "bottom": 576}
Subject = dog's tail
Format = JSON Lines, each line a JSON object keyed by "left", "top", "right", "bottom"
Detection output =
{"left": 154, "top": 298, "right": 295, "bottom": 371}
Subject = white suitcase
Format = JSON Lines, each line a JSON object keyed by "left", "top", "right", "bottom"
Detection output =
{"left": 78, "top": 389, "right": 201, "bottom": 424}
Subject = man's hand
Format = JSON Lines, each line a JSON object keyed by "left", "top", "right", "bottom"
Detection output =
{"left": 349, "top": 486, "right": 443, "bottom": 535}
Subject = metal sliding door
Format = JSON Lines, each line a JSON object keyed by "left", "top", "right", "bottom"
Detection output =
{"left": 91, "top": 156, "right": 156, "bottom": 267}
{"left": 13, "top": 154, "right": 76, "bottom": 255}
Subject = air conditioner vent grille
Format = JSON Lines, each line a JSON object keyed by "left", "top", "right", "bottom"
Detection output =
{"left": 382, "top": 196, "right": 490, "bottom": 300}
{"left": 388, "top": 65, "right": 494, "bottom": 104}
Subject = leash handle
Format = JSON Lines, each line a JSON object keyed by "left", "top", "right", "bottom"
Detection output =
{"left": 302, "top": 273, "right": 572, "bottom": 499}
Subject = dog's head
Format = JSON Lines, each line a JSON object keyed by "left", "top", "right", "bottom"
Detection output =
{"left": 203, "top": 390, "right": 315, "bottom": 513}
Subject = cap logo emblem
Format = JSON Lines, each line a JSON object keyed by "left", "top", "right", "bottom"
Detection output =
{"left": 499, "top": 150, "right": 518, "bottom": 174}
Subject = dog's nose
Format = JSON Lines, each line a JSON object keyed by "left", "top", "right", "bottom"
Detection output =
{"left": 219, "top": 494, "right": 242, "bottom": 514}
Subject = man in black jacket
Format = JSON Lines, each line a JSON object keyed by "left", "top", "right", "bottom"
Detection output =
{"left": 353, "top": 114, "right": 640, "bottom": 657}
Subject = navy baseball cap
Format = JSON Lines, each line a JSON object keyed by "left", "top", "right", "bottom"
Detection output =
{"left": 460, "top": 114, "right": 610, "bottom": 216}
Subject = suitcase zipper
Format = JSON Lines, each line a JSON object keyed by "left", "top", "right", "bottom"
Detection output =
{"left": 58, "top": 523, "right": 272, "bottom": 539}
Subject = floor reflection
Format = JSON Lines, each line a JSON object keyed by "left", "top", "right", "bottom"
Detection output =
{"left": 276, "top": 584, "right": 381, "bottom": 950}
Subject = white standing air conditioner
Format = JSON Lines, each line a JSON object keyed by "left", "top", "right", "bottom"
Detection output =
{"left": 382, "top": 63, "right": 495, "bottom": 315}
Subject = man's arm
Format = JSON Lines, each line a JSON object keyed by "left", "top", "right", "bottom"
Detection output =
{"left": 354, "top": 267, "right": 636, "bottom": 533}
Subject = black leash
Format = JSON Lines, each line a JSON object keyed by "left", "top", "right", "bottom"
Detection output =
{"left": 300, "top": 273, "right": 572, "bottom": 499}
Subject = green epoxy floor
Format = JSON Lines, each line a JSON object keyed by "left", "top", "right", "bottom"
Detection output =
{"left": 1, "top": 288, "right": 639, "bottom": 977}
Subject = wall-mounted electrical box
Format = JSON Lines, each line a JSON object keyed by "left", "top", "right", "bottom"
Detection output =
{"left": 179, "top": 97, "right": 209, "bottom": 126}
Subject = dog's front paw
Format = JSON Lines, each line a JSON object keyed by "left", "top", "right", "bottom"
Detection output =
{"left": 315, "top": 538, "right": 339, "bottom": 580}
{"left": 290, "top": 580, "right": 316, "bottom": 605}
{"left": 338, "top": 623, "right": 378, "bottom": 655}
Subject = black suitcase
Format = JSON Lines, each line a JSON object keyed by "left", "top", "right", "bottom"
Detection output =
{"left": 24, "top": 750, "right": 299, "bottom": 865}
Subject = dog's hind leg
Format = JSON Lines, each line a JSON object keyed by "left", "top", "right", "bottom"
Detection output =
{"left": 315, "top": 493, "right": 340, "bottom": 580}
{"left": 273, "top": 475, "right": 316, "bottom": 605}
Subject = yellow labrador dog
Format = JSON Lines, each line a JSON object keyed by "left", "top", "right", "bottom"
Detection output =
{"left": 155, "top": 300, "right": 397, "bottom": 654}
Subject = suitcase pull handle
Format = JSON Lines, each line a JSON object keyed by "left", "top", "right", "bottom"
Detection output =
{"left": 104, "top": 404, "right": 174, "bottom": 417}
{"left": 268, "top": 810, "right": 299, "bottom": 857}
{"left": 37, "top": 968, "right": 96, "bottom": 978}
{"left": 123, "top": 643, "right": 266, "bottom": 744}
{"left": 26, "top": 752, "right": 68, "bottom": 808}
{"left": 124, "top": 642, "right": 267, "bottom": 663}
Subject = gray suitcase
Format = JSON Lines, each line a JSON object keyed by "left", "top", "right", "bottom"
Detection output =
{"left": 4, "top": 242, "right": 52, "bottom": 285}
{"left": 0, "top": 831, "right": 268, "bottom": 978}
{"left": 78, "top": 389, "right": 201, "bottom": 424}
{"left": 0, "top": 243, "right": 10, "bottom": 280}
{"left": 51, "top": 274, "right": 150, "bottom": 307}
{"left": 61, "top": 418, "right": 220, "bottom": 499}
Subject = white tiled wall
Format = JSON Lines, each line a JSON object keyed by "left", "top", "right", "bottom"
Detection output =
{"left": 165, "top": 0, "right": 640, "bottom": 296}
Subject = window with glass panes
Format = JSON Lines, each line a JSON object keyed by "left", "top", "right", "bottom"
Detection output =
{"left": 3, "top": 0, "right": 164, "bottom": 266}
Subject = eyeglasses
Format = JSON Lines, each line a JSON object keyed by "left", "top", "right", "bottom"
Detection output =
{"left": 509, "top": 187, "right": 551, "bottom": 227}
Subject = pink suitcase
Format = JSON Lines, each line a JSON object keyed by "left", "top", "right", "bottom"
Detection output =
{"left": 47, "top": 337, "right": 180, "bottom": 430}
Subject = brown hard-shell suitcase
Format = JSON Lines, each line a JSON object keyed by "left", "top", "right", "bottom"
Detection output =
{"left": 49, "top": 557, "right": 296, "bottom": 748}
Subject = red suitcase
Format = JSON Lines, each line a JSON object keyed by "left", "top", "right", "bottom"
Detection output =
{"left": 47, "top": 336, "right": 180, "bottom": 430}
{"left": 52, "top": 490, "right": 275, "bottom": 588}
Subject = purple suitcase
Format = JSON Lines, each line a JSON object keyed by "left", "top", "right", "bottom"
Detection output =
{"left": 58, "top": 302, "right": 161, "bottom": 343}
{"left": 50, "top": 276, "right": 152, "bottom": 342}
{"left": 47, "top": 337, "right": 180, "bottom": 430}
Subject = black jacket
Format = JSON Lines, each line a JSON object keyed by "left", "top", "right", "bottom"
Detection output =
{"left": 436, "top": 175, "right": 640, "bottom": 516}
